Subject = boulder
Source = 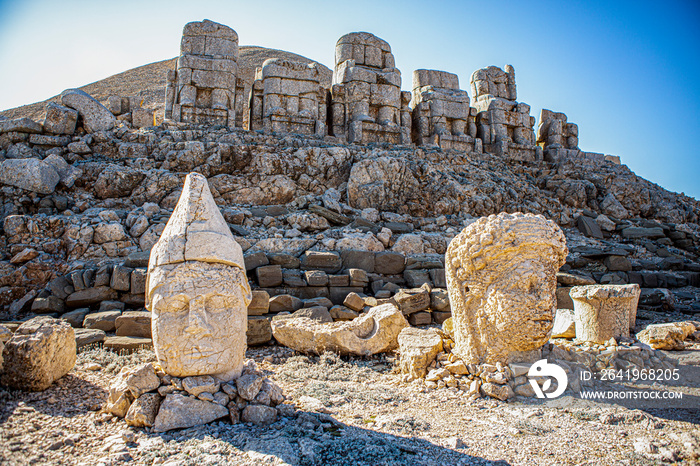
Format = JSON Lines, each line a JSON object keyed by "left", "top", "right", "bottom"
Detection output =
{"left": 83, "top": 310, "right": 122, "bottom": 332}
{"left": 43, "top": 102, "right": 78, "bottom": 135}
{"left": 398, "top": 327, "right": 443, "bottom": 380}
{"left": 106, "top": 363, "right": 161, "bottom": 417}
{"left": 271, "top": 303, "right": 409, "bottom": 356}
{"left": 0, "top": 317, "right": 76, "bottom": 391}
{"left": 60, "top": 88, "right": 116, "bottom": 133}
{"left": 636, "top": 322, "right": 696, "bottom": 350}
{"left": 0, "top": 117, "right": 42, "bottom": 134}
{"left": 43, "top": 154, "right": 83, "bottom": 188}
{"left": 153, "top": 394, "right": 229, "bottom": 433}
{"left": 0, "top": 158, "right": 59, "bottom": 194}
{"left": 94, "top": 165, "right": 145, "bottom": 199}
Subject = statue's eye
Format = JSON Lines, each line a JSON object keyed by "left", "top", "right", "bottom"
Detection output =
{"left": 206, "top": 295, "right": 234, "bottom": 312}
{"left": 164, "top": 296, "right": 189, "bottom": 313}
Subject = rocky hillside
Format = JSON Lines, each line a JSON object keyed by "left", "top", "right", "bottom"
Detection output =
{"left": 0, "top": 46, "right": 332, "bottom": 121}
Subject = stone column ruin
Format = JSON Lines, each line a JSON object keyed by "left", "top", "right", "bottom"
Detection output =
{"left": 165, "top": 20, "right": 245, "bottom": 127}
{"left": 249, "top": 58, "right": 328, "bottom": 136}
{"left": 330, "top": 32, "right": 411, "bottom": 144}
{"left": 410, "top": 69, "right": 480, "bottom": 152}
{"left": 471, "top": 65, "right": 541, "bottom": 161}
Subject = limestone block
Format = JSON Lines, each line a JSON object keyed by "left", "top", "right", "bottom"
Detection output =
{"left": 247, "top": 316, "right": 272, "bottom": 346}
{"left": 398, "top": 327, "right": 443, "bottom": 380}
{"left": 0, "top": 317, "right": 76, "bottom": 391}
{"left": 0, "top": 117, "right": 42, "bottom": 134}
{"left": 115, "top": 311, "right": 151, "bottom": 338}
{"left": 570, "top": 284, "right": 641, "bottom": 343}
{"left": 445, "top": 213, "right": 567, "bottom": 365}
{"left": 248, "top": 290, "right": 270, "bottom": 316}
{"left": 83, "top": 311, "right": 121, "bottom": 332}
{"left": 60, "top": 89, "right": 116, "bottom": 133}
{"left": 74, "top": 328, "right": 105, "bottom": 347}
{"left": 270, "top": 303, "right": 409, "bottom": 356}
{"left": 153, "top": 393, "right": 229, "bottom": 433}
{"left": 0, "top": 158, "right": 59, "bottom": 194}
{"left": 43, "top": 102, "right": 78, "bottom": 135}
{"left": 147, "top": 173, "right": 251, "bottom": 381}
{"left": 636, "top": 322, "right": 695, "bottom": 350}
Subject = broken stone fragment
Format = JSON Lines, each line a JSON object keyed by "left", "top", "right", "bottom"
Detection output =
{"left": 125, "top": 393, "right": 162, "bottom": 428}
{"left": 60, "top": 88, "right": 116, "bottom": 133}
{"left": 0, "top": 317, "right": 76, "bottom": 392}
{"left": 106, "top": 363, "right": 160, "bottom": 417}
{"left": 271, "top": 303, "right": 409, "bottom": 356}
{"left": 636, "top": 322, "right": 696, "bottom": 350}
{"left": 152, "top": 394, "right": 229, "bottom": 433}
{"left": 398, "top": 327, "right": 443, "bottom": 381}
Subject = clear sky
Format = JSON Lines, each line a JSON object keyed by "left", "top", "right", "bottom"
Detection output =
{"left": 1, "top": 0, "right": 699, "bottom": 199}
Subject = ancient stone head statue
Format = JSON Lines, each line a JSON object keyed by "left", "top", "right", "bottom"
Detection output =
{"left": 146, "top": 173, "right": 251, "bottom": 381}
{"left": 445, "top": 213, "right": 567, "bottom": 365}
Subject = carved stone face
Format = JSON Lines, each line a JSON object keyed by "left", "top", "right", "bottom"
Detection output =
{"left": 445, "top": 213, "right": 567, "bottom": 365}
{"left": 481, "top": 251, "right": 557, "bottom": 352}
{"left": 150, "top": 261, "right": 249, "bottom": 381}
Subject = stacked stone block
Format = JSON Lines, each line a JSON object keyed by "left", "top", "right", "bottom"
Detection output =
{"left": 330, "top": 32, "right": 411, "bottom": 144}
{"left": 536, "top": 109, "right": 580, "bottom": 162}
{"left": 165, "top": 20, "right": 244, "bottom": 127}
{"left": 470, "top": 65, "right": 541, "bottom": 161}
{"left": 249, "top": 59, "right": 327, "bottom": 136}
{"left": 410, "top": 69, "right": 479, "bottom": 152}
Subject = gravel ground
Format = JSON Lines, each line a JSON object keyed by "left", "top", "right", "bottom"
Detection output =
{"left": 0, "top": 344, "right": 698, "bottom": 466}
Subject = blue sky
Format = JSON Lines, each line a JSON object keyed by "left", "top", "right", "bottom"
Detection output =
{"left": 1, "top": 0, "right": 698, "bottom": 199}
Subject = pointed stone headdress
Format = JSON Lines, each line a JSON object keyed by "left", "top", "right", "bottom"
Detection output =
{"left": 146, "top": 172, "right": 246, "bottom": 303}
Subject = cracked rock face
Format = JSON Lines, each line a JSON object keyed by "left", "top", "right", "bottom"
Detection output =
{"left": 147, "top": 173, "right": 251, "bottom": 381}
{"left": 445, "top": 212, "right": 567, "bottom": 365}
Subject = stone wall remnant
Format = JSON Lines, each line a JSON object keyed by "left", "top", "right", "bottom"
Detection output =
{"left": 249, "top": 58, "right": 327, "bottom": 136}
{"left": 146, "top": 172, "right": 252, "bottom": 381}
{"left": 410, "top": 69, "right": 479, "bottom": 152}
{"left": 537, "top": 109, "right": 580, "bottom": 162}
{"left": 570, "top": 284, "right": 641, "bottom": 343}
{"left": 165, "top": 20, "right": 245, "bottom": 127}
{"left": 445, "top": 213, "right": 567, "bottom": 365}
{"left": 330, "top": 32, "right": 411, "bottom": 144}
{"left": 471, "top": 65, "right": 540, "bottom": 161}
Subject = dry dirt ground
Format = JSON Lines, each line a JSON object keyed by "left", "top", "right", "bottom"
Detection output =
{"left": 1, "top": 343, "right": 699, "bottom": 466}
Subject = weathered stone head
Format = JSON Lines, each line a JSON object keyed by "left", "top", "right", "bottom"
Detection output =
{"left": 146, "top": 173, "right": 251, "bottom": 381}
{"left": 445, "top": 213, "right": 567, "bottom": 364}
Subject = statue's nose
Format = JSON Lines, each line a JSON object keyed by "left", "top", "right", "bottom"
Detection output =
{"left": 185, "top": 296, "right": 208, "bottom": 335}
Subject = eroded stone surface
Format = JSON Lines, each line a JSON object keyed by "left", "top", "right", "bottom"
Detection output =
{"left": 0, "top": 317, "right": 76, "bottom": 391}
{"left": 271, "top": 303, "right": 409, "bottom": 356}
{"left": 571, "top": 284, "right": 641, "bottom": 343}
{"left": 398, "top": 327, "right": 444, "bottom": 381}
{"left": 152, "top": 394, "right": 229, "bottom": 433}
{"left": 636, "top": 322, "right": 696, "bottom": 350}
{"left": 445, "top": 213, "right": 567, "bottom": 364}
{"left": 147, "top": 173, "right": 252, "bottom": 381}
